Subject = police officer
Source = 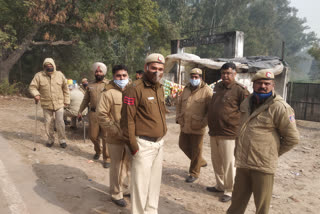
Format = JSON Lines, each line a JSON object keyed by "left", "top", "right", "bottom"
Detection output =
{"left": 121, "top": 53, "right": 167, "bottom": 214}
{"left": 176, "top": 68, "right": 212, "bottom": 183}
{"left": 97, "top": 65, "right": 131, "bottom": 207}
{"left": 135, "top": 70, "right": 144, "bottom": 80}
{"left": 227, "top": 70, "right": 299, "bottom": 214}
{"left": 207, "top": 62, "right": 250, "bottom": 202}
{"left": 78, "top": 62, "right": 111, "bottom": 168}
{"left": 29, "top": 58, "right": 70, "bottom": 148}
{"left": 80, "top": 78, "right": 88, "bottom": 94}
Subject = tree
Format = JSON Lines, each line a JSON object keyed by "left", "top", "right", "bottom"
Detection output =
{"left": 0, "top": 0, "right": 116, "bottom": 81}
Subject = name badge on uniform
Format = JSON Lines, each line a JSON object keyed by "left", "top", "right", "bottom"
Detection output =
{"left": 148, "top": 97, "right": 154, "bottom": 100}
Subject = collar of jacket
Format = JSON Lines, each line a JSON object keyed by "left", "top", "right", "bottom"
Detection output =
{"left": 42, "top": 70, "right": 56, "bottom": 78}
{"left": 240, "top": 91, "right": 278, "bottom": 118}
{"left": 221, "top": 81, "right": 236, "bottom": 89}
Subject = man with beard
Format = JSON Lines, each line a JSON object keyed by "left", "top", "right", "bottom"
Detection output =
{"left": 97, "top": 64, "right": 131, "bottom": 207}
{"left": 78, "top": 62, "right": 111, "bottom": 168}
{"left": 227, "top": 70, "right": 299, "bottom": 214}
{"left": 121, "top": 53, "right": 167, "bottom": 214}
{"left": 29, "top": 58, "right": 70, "bottom": 148}
{"left": 207, "top": 62, "right": 250, "bottom": 202}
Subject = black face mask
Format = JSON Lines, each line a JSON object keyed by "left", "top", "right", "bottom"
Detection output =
{"left": 95, "top": 75, "right": 104, "bottom": 81}
{"left": 82, "top": 83, "right": 88, "bottom": 88}
{"left": 46, "top": 67, "right": 54, "bottom": 72}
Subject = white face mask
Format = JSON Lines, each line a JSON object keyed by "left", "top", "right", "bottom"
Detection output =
{"left": 190, "top": 78, "right": 200, "bottom": 86}
{"left": 114, "top": 79, "right": 129, "bottom": 88}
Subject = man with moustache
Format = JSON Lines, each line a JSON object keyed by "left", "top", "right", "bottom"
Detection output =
{"left": 135, "top": 70, "right": 144, "bottom": 80}
{"left": 227, "top": 70, "right": 299, "bottom": 214}
{"left": 29, "top": 58, "right": 70, "bottom": 148}
{"left": 207, "top": 62, "right": 250, "bottom": 202}
{"left": 121, "top": 53, "right": 167, "bottom": 214}
{"left": 78, "top": 62, "right": 111, "bottom": 168}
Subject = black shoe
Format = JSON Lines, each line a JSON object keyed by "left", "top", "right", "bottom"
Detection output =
{"left": 185, "top": 176, "right": 198, "bottom": 183}
{"left": 206, "top": 186, "right": 224, "bottom": 193}
{"left": 112, "top": 198, "right": 127, "bottom": 207}
{"left": 206, "top": 187, "right": 224, "bottom": 192}
{"left": 103, "top": 162, "right": 111, "bottom": 168}
{"left": 93, "top": 154, "right": 100, "bottom": 160}
{"left": 46, "top": 141, "right": 54, "bottom": 147}
{"left": 60, "top": 142, "right": 67, "bottom": 148}
{"left": 220, "top": 195, "right": 232, "bottom": 202}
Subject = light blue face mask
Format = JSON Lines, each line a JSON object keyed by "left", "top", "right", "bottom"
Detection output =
{"left": 190, "top": 78, "right": 201, "bottom": 86}
{"left": 114, "top": 79, "right": 129, "bottom": 89}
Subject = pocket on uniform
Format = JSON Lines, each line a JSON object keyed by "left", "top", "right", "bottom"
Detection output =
{"left": 191, "top": 114, "right": 204, "bottom": 130}
{"left": 247, "top": 139, "right": 271, "bottom": 167}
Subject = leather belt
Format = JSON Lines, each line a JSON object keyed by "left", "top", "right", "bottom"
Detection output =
{"left": 90, "top": 107, "right": 96, "bottom": 112}
{"left": 139, "top": 136, "right": 162, "bottom": 142}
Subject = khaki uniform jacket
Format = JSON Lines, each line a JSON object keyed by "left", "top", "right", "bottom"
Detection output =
{"left": 208, "top": 81, "right": 249, "bottom": 138}
{"left": 120, "top": 77, "right": 167, "bottom": 153}
{"left": 79, "top": 79, "right": 109, "bottom": 113}
{"left": 235, "top": 93, "right": 300, "bottom": 174}
{"left": 176, "top": 81, "right": 213, "bottom": 135}
{"left": 97, "top": 81, "right": 126, "bottom": 144}
{"left": 29, "top": 58, "right": 70, "bottom": 110}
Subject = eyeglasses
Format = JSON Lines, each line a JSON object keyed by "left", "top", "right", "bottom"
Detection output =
{"left": 221, "top": 72, "right": 234, "bottom": 76}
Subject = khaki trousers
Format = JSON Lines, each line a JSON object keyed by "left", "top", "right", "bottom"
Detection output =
{"left": 107, "top": 143, "right": 130, "bottom": 200}
{"left": 131, "top": 137, "right": 164, "bottom": 214}
{"left": 88, "top": 111, "right": 110, "bottom": 162}
{"left": 179, "top": 132, "right": 207, "bottom": 178}
{"left": 43, "top": 108, "right": 66, "bottom": 143}
{"left": 227, "top": 168, "right": 274, "bottom": 214}
{"left": 210, "top": 136, "right": 235, "bottom": 196}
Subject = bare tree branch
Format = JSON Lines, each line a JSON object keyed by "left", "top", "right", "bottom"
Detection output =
{"left": 31, "top": 40, "right": 77, "bottom": 46}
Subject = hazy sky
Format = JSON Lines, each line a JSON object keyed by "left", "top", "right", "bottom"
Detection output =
{"left": 289, "top": 0, "right": 320, "bottom": 37}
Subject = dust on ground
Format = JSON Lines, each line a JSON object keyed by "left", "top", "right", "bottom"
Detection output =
{"left": 0, "top": 96, "right": 319, "bottom": 214}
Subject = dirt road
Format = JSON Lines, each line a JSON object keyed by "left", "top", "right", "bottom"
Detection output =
{"left": 0, "top": 96, "right": 319, "bottom": 214}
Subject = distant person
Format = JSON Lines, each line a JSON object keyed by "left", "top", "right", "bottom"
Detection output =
{"left": 29, "top": 58, "right": 70, "bottom": 148}
{"left": 80, "top": 78, "right": 89, "bottom": 94}
{"left": 176, "top": 68, "right": 212, "bottom": 183}
{"left": 121, "top": 53, "right": 167, "bottom": 214}
{"left": 207, "top": 62, "right": 249, "bottom": 202}
{"left": 227, "top": 70, "right": 299, "bottom": 214}
{"left": 64, "top": 84, "right": 87, "bottom": 129}
{"left": 135, "top": 70, "right": 144, "bottom": 80}
{"left": 78, "top": 62, "right": 111, "bottom": 168}
{"left": 97, "top": 64, "right": 131, "bottom": 207}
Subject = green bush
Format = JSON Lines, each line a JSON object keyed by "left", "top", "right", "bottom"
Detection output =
{"left": 0, "top": 80, "right": 28, "bottom": 96}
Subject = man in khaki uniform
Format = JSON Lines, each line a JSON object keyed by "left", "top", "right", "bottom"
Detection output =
{"left": 227, "top": 70, "right": 299, "bottom": 214}
{"left": 29, "top": 58, "right": 70, "bottom": 148}
{"left": 64, "top": 84, "right": 87, "bottom": 129}
{"left": 176, "top": 68, "right": 212, "bottom": 183}
{"left": 80, "top": 78, "right": 88, "bottom": 94}
{"left": 97, "top": 64, "right": 131, "bottom": 207}
{"left": 207, "top": 62, "right": 250, "bottom": 202}
{"left": 78, "top": 62, "right": 111, "bottom": 168}
{"left": 121, "top": 53, "right": 167, "bottom": 214}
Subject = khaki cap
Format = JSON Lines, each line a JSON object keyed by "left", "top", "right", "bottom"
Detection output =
{"left": 81, "top": 78, "right": 88, "bottom": 83}
{"left": 252, "top": 69, "right": 275, "bottom": 82}
{"left": 91, "top": 62, "right": 107, "bottom": 75}
{"left": 145, "top": 53, "right": 165, "bottom": 64}
{"left": 190, "top": 68, "right": 202, "bottom": 75}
